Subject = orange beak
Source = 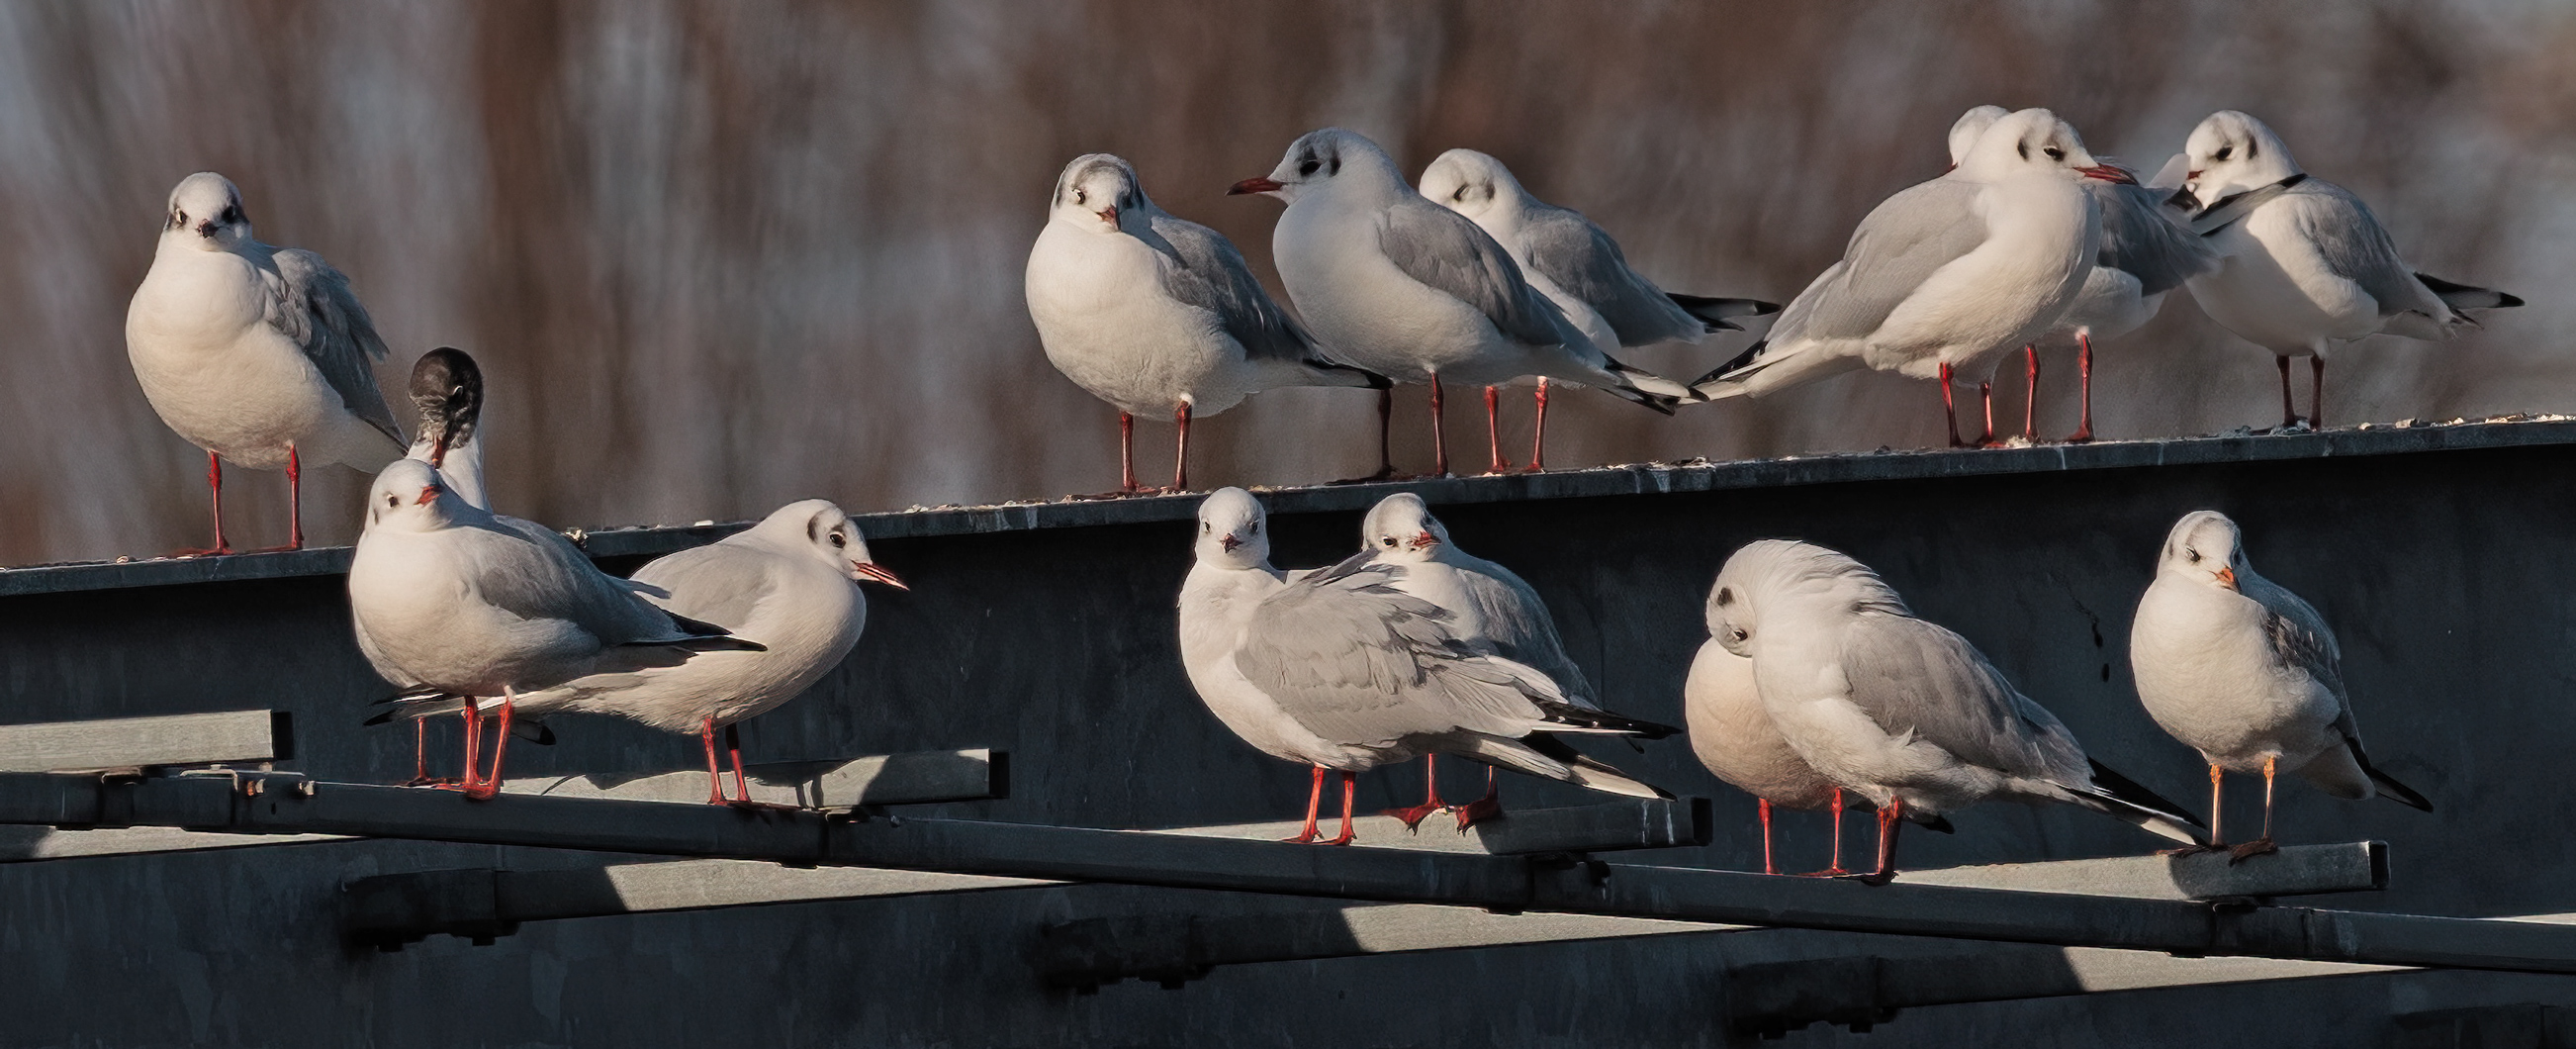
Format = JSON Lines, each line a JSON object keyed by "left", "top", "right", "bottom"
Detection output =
{"left": 2076, "top": 164, "right": 2137, "bottom": 184}
{"left": 1218, "top": 533, "right": 1242, "bottom": 552}
{"left": 1228, "top": 177, "right": 1283, "bottom": 196}
{"left": 1095, "top": 206, "right": 1118, "bottom": 225}
{"left": 414, "top": 484, "right": 443, "bottom": 507}
{"left": 2215, "top": 566, "right": 2237, "bottom": 590}
{"left": 1407, "top": 529, "right": 1438, "bottom": 550}
{"left": 854, "top": 562, "right": 908, "bottom": 591}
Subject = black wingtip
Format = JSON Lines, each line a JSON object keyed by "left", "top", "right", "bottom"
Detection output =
{"left": 2498, "top": 291, "right": 2526, "bottom": 309}
{"left": 2087, "top": 759, "right": 2208, "bottom": 829}
{"left": 1691, "top": 339, "right": 1769, "bottom": 387}
{"left": 1917, "top": 812, "right": 1956, "bottom": 834}
{"left": 2367, "top": 768, "right": 2435, "bottom": 812}
{"left": 361, "top": 709, "right": 397, "bottom": 727}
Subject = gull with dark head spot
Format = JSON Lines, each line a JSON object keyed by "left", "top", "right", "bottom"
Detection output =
{"left": 1683, "top": 577, "right": 1856, "bottom": 876}
{"left": 1693, "top": 109, "right": 2135, "bottom": 447}
{"left": 405, "top": 347, "right": 489, "bottom": 511}
{"left": 1231, "top": 129, "right": 1692, "bottom": 478}
{"left": 1027, "top": 153, "right": 1387, "bottom": 496}
{"left": 2168, "top": 110, "right": 2521, "bottom": 430}
{"left": 2130, "top": 511, "right": 2433, "bottom": 860}
{"left": 1946, "top": 106, "right": 2219, "bottom": 441}
{"left": 127, "top": 172, "right": 405, "bottom": 553}
{"left": 1711, "top": 539, "right": 2206, "bottom": 883}
{"left": 1418, "top": 148, "right": 1777, "bottom": 471}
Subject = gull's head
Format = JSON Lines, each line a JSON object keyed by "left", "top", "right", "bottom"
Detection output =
{"left": 1956, "top": 109, "right": 2133, "bottom": 186}
{"left": 1050, "top": 153, "right": 1146, "bottom": 234}
{"left": 1945, "top": 105, "right": 2009, "bottom": 168}
{"left": 1361, "top": 492, "right": 1449, "bottom": 563}
{"left": 2159, "top": 510, "right": 2248, "bottom": 593}
{"left": 1231, "top": 128, "right": 1397, "bottom": 204}
{"left": 164, "top": 172, "right": 249, "bottom": 251}
{"left": 767, "top": 499, "right": 904, "bottom": 589}
{"left": 408, "top": 347, "right": 484, "bottom": 467}
{"left": 1194, "top": 487, "right": 1270, "bottom": 568}
{"left": 1710, "top": 539, "right": 1909, "bottom": 656}
{"left": 366, "top": 458, "right": 455, "bottom": 532}
{"left": 1417, "top": 148, "right": 1521, "bottom": 224}
{"left": 2174, "top": 111, "right": 2301, "bottom": 216}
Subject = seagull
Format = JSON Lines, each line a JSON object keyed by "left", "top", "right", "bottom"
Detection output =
{"left": 1178, "top": 488, "right": 1389, "bottom": 837}
{"left": 347, "top": 458, "right": 759, "bottom": 799}
{"left": 1692, "top": 109, "right": 2134, "bottom": 447}
{"left": 1230, "top": 128, "right": 1691, "bottom": 478}
{"left": 1350, "top": 493, "right": 1677, "bottom": 827}
{"left": 1683, "top": 578, "right": 1856, "bottom": 876}
{"left": 1231, "top": 549, "right": 1675, "bottom": 845}
{"left": 2168, "top": 110, "right": 2522, "bottom": 430}
{"left": 1945, "top": 107, "right": 2219, "bottom": 441}
{"left": 2129, "top": 511, "right": 2433, "bottom": 859}
{"left": 1027, "top": 154, "right": 1387, "bottom": 495}
{"left": 405, "top": 347, "right": 489, "bottom": 511}
{"left": 1416, "top": 148, "right": 1778, "bottom": 471}
{"left": 125, "top": 172, "right": 405, "bottom": 554}
{"left": 1710, "top": 539, "right": 2206, "bottom": 883}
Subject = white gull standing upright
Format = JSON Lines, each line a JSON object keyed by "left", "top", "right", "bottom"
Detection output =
{"left": 1230, "top": 129, "right": 1691, "bottom": 478}
{"left": 1027, "top": 154, "right": 1387, "bottom": 495}
{"left": 1682, "top": 575, "right": 1854, "bottom": 876}
{"left": 126, "top": 172, "right": 406, "bottom": 553}
{"left": 2168, "top": 110, "right": 2521, "bottom": 430}
{"left": 1416, "top": 148, "right": 1777, "bottom": 471}
{"left": 1944, "top": 106, "right": 2219, "bottom": 441}
{"left": 1692, "top": 109, "right": 2134, "bottom": 447}
{"left": 1709, "top": 539, "right": 2205, "bottom": 882}
{"left": 2129, "top": 511, "right": 2432, "bottom": 859}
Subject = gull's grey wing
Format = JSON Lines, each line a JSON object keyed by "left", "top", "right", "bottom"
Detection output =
{"left": 1517, "top": 203, "right": 1702, "bottom": 345}
{"left": 1837, "top": 612, "right": 2084, "bottom": 781}
{"left": 2284, "top": 180, "right": 2428, "bottom": 321}
{"left": 1380, "top": 198, "right": 1574, "bottom": 347}
{"left": 630, "top": 540, "right": 783, "bottom": 633}
{"left": 1449, "top": 554, "right": 1597, "bottom": 707}
{"left": 267, "top": 247, "right": 401, "bottom": 443}
{"left": 1236, "top": 554, "right": 1562, "bottom": 746}
{"left": 2245, "top": 575, "right": 2347, "bottom": 703}
{"left": 1778, "top": 179, "right": 1989, "bottom": 344}
{"left": 1145, "top": 210, "right": 1318, "bottom": 365}
{"left": 2090, "top": 180, "right": 2217, "bottom": 296}
{"left": 479, "top": 515, "right": 700, "bottom": 647}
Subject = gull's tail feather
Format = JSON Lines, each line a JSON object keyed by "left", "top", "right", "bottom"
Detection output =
{"left": 2415, "top": 272, "right": 2523, "bottom": 319}
{"left": 1519, "top": 734, "right": 1673, "bottom": 800}
{"left": 2063, "top": 760, "right": 2209, "bottom": 846}
{"left": 1667, "top": 294, "right": 1782, "bottom": 333}
{"left": 1599, "top": 358, "right": 1692, "bottom": 413}
{"left": 1532, "top": 699, "right": 1680, "bottom": 739}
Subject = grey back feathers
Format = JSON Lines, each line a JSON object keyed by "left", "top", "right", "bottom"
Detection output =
{"left": 270, "top": 247, "right": 401, "bottom": 443}
{"left": 1517, "top": 202, "right": 1705, "bottom": 345}
{"left": 1774, "top": 179, "right": 1990, "bottom": 347}
{"left": 2092, "top": 179, "right": 2217, "bottom": 296}
{"left": 1148, "top": 210, "right": 1319, "bottom": 366}
{"left": 1380, "top": 199, "right": 1581, "bottom": 349}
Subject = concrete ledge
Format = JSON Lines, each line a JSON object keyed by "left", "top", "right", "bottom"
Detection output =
{"left": 1148, "top": 797, "right": 1709, "bottom": 856}
{"left": 503, "top": 748, "right": 1006, "bottom": 809}
{"left": 1900, "top": 841, "right": 2388, "bottom": 901}
{"left": 0, "top": 710, "right": 291, "bottom": 772}
{"left": 7, "top": 418, "right": 2570, "bottom": 596}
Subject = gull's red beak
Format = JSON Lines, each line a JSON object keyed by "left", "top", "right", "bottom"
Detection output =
{"left": 854, "top": 562, "right": 909, "bottom": 591}
{"left": 2186, "top": 169, "right": 2204, "bottom": 181}
{"left": 2077, "top": 164, "right": 2137, "bottom": 185}
{"left": 428, "top": 432, "right": 451, "bottom": 469}
{"left": 1407, "top": 529, "right": 1438, "bottom": 550}
{"left": 2215, "top": 566, "right": 2238, "bottom": 591}
{"left": 1228, "top": 177, "right": 1283, "bottom": 196}
{"left": 1218, "top": 533, "right": 1242, "bottom": 552}
{"left": 414, "top": 484, "right": 443, "bottom": 507}
{"left": 1095, "top": 206, "right": 1118, "bottom": 225}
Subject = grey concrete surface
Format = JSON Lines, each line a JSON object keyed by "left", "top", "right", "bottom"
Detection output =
{"left": 8, "top": 422, "right": 2576, "bottom": 1045}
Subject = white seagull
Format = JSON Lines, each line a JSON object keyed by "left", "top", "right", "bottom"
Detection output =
{"left": 1230, "top": 128, "right": 1692, "bottom": 478}
{"left": 348, "top": 459, "right": 759, "bottom": 799}
{"left": 1945, "top": 106, "right": 2218, "bottom": 441}
{"left": 2168, "top": 110, "right": 2521, "bottom": 430}
{"left": 404, "top": 347, "right": 490, "bottom": 511}
{"left": 1710, "top": 539, "right": 2205, "bottom": 882}
{"left": 1417, "top": 148, "right": 1778, "bottom": 471}
{"left": 1682, "top": 577, "right": 1854, "bottom": 876}
{"left": 2129, "top": 511, "right": 2432, "bottom": 859}
{"left": 126, "top": 172, "right": 406, "bottom": 553}
{"left": 1693, "top": 109, "right": 2134, "bottom": 447}
{"left": 1027, "top": 153, "right": 1386, "bottom": 495}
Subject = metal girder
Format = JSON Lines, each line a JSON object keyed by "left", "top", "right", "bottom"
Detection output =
{"left": 0, "top": 710, "right": 290, "bottom": 772}
{"left": 6, "top": 771, "right": 2574, "bottom": 975}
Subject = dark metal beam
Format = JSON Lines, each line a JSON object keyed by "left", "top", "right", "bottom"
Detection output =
{"left": 7, "top": 772, "right": 2574, "bottom": 975}
{"left": 0, "top": 710, "right": 290, "bottom": 772}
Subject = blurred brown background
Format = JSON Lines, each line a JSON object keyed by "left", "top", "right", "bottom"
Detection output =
{"left": 0, "top": 1, "right": 2561, "bottom": 565}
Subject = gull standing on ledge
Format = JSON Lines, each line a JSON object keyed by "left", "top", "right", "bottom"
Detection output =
{"left": 1231, "top": 128, "right": 1691, "bottom": 479}
{"left": 1710, "top": 539, "right": 2206, "bottom": 883}
{"left": 2169, "top": 110, "right": 2521, "bottom": 430}
{"left": 127, "top": 172, "right": 405, "bottom": 553}
{"left": 1944, "top": 106, "right": 2218, "bottom": 441}
{"left": 1693, "top": 109, "right": 2133, "bottom": 447}
{"left": 1417, "top": 148, "right": 1777, "bottom": 471}
{"left": 1683, "top": 576, "right": 1859, "bottom": 876}
{"left": 1028, "top": 154, "right": 1386, "bottom": 495}
{"left": 2129, "top": 511, "right": 2433, "bottom": 859}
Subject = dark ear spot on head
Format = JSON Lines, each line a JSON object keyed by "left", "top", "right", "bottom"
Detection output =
{"left": 1328, "top": 153, "right": 1340, "bottom": 175}
{"left": 2244, "top": 138, "right": 2257, "bottom": 159}
{"left": 1715, "top": 587, "right": 1734, "bottom": 607}
{"left": 807, "top": 513, "right": 826, "bottom": 544}
{"left": 2016, "top": 140, "right": 2030, "bottom": 160}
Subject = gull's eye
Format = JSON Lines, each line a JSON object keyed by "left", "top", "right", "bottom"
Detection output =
{"left": 829, "top": 532, "right": 847, "bottom": 548}
{"left": 171, "top": 210, "right": 188, "bottom": 228}
{"left": 2185, "top": 548, "right": 2201, "bottom": 564}
{"left": 385, "top": 494, "right": 399, "bottom": 509}
{"left": 1073, "top": 189, "right": 1086, "bottom": 205}
{"left": 1728, "top": 627, "right": 1749, "bottom": 642}
{"left": 1246, "top": 521, "right": 1259, "bottom": 535}
{"left": 2044, "top": 146, "right": 2065, "bottom": 161}
{"left": 1201, "top": 522, "right": 1211, "bottom": 533}
{"left": 2214, "top": 145, "right": 2233, "bottom": 161}
{"left": 1298, "top": 157, "right": 1322, "bottom": 178}
{"left": 1380, "top": 536, "right": 1397, "bottom": 547}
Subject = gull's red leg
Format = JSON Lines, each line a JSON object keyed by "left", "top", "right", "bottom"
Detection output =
{"left": 727, "top": 722, "right": 753, "bottom": 803}
{"left": 1854, "top": 796, "right": 1903, "bottom": 885}
{"left": 2165, "top": 763, "right": 2229, "bottom": 855}
{"left": 2066, "top": 332, "right": 2096, "bottom": 442}
{"left": 1118, "top": 412, "right": 1140, "bottom": 494}
{"left": 2230, "top": 756, "right": 2280, "bottom": 862}
{"left": 1452, "top": 766, "right": 1501, "bottom": 830}
{"left": 1803, "top": 788, "right": 1851, "bottom": 877}
{"left": 1526, "top": 378, "right": 1550, "bottom": 473}
{"left": 1758, "top": 798, "right": 1777, "bottom": 876}
{"left": 1320, "top": 771, "right": 1358, "bottom": 846}
{"left": 1427, "top": 375, "right": 1450, "bottom": 477}
{"left": 1382, "top": 754, "right": 1447, "bottom": 830}
{"left": 1170, "top": 402, "right": 1192, "bottom": 493}
{"left": 1941, "top": 362, "right": 1966, "bottom": 448}
{"left": 448, "top": 702, "right": 483, "bottom": 795}
{"left": 179, "top": 452, "right": 232, "bottom": 557}
{"left": 285, "top": 444, "right": 303, "bottom": 550}
{"left": 1284, "top": 765, "right": 1328, "bottom": 843}
{"left": 700, "top": 715, "right": 726, "bottom": 805}
{"left": 1978, "top": 382, "right": 1996, "bottom": 445}
{"left": 463, "top": 689, "right": 514, "bottom": 801}
{"left": 2276, "top": 357, "right": 2297, "bottom": 429}
{"left": 2310, "top": 357, "right": 2326, "bottom": 430}
{"left": 2022, "top": 345, "right": 2039, "bottom": 441}
{"left": 1482, "top": 386, "right": 1514, "bottom": 474}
